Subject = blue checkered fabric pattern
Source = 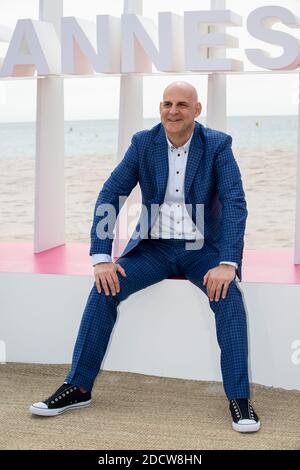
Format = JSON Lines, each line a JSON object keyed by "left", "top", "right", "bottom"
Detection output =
{"left": 90, "top": 121, "right": 247, "bottom": 281}
{"left": 66, "top": 238, "right": 249, "bottom": 399}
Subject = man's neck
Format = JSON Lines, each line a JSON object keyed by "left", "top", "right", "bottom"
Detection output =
{"left": 165, "top": 126, "right": 195, "bottom": 149}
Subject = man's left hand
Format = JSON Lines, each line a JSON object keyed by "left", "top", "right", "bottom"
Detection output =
{"left": 203, "top": 265, "right": 236, "bottom": 302}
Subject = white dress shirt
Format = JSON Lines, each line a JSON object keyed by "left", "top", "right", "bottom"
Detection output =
{"left": 91, "top": 131, "right": 237, "bottom": 270}
{"left": 150, "top": 133, "right": 201, "bottom": 240}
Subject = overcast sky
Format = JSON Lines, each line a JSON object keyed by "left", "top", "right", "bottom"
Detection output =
{"left": 0, "top": 0, "right": 299, "bottom": 122}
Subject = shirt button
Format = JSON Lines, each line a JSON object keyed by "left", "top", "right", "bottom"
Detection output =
{"left": 178, "top": 154, "right": 180, "bottom": 156}
{"left": 176, "top": 189, "right": 179, "bottom": 192}
{"left": 177, "top": 205, "right": 180, "bottom": 208}
{"left": 176, "top": 171, "right": 179, "bottom": 174}
{"left": 177, "top": 221, "right": 180, "bottom": 224}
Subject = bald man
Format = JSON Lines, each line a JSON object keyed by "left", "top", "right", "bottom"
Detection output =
{"left": 30, "top": 82, "right": 260, "bottom": 433}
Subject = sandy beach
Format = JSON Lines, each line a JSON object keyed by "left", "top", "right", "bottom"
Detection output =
{"left": 0, "top": 148, "right": 296, "bottom": 249}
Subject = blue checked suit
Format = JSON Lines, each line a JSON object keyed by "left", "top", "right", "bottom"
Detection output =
{"left": 66, "top": 121, "right": 250, "bottom": 399}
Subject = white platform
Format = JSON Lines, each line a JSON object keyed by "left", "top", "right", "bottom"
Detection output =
{"left": 1, "top": 272, "right": 300, "bottom": 391}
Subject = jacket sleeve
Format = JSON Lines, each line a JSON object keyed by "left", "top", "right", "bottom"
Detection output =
{"left": 214, "top": 135, "right": 248, "bottom": 264}
{"left": 89, "top": 135, "right": 139, "bottom": 256}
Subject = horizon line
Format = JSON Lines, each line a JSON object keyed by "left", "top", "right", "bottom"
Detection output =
{"left": 0, "top": 114, "right": 298, "bottom": 124}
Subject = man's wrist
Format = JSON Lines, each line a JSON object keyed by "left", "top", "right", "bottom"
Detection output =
{"left": 219, "top": 261, "right": 238, "bottom": 269}
{"left": 91, "top": 254, "right": 112, "bottom": 266}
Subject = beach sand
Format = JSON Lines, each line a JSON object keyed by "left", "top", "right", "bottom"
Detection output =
{"left": 0, "top": 149, "right": 296, "bottom": 249}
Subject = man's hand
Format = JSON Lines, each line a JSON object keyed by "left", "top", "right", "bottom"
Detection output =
{"left": 94, "top": 262, "right": 126, "bottom": 296}
{"left": 203, "top": 264, "right": 236, "bottom": 302}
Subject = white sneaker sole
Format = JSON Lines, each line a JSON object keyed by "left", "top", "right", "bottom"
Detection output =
{"left": 29, "top": 399, "right": 92, "bottom": 417}
{"left": 232, "top": 420, "right": 261, "bottom": 433}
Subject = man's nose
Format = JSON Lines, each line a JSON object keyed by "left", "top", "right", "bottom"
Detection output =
{"left": 169, "top": 105, "right": 178, "bottom": 114}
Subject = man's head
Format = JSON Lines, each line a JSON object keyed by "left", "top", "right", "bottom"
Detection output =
{"left": 160, "top": 81, "right": 202, "bottom": 142}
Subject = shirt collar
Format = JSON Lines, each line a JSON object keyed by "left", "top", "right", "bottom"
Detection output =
{"left": 165, "top": 131, "right": 194, "bottom": 154}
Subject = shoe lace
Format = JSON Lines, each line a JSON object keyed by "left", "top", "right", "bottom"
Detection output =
{"left": 230, "top": 400, "right": 241, "bottom": 419}
{"left": 231, "top": 399, "right": 256, "bottom": 420}
{"left": 46, "top": 384, "right": 77, "bottom": 404}
{"left": 248, "top": 401, "right": 255, "bottom": 420}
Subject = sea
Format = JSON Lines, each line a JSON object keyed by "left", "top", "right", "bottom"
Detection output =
{"left": 0, "top": 115, "right": 298, "bottom": 160}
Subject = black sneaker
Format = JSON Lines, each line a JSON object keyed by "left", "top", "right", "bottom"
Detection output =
{"left": 229, "top": 399, "right": 261, "bottom": 432}
{"left": 29, "top": 383, "right": 92, "bottom": 416}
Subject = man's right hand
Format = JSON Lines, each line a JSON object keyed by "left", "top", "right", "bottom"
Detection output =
{"left": 94, "top": 262, "right": 126, "bottom": 296}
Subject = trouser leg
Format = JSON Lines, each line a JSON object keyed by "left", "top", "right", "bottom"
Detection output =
{"left": 207, "top": 282, "right": 249, "bottom": 399}
{"left": 66, "top": 240, "right": 175, "bottom": 391}
{"left": 179, "top": 244, "right": 250, "bottom": 399}
{"left": 65, "top": 285, "right": 120, "bottom": 391}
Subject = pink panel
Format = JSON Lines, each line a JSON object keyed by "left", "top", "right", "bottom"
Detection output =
{"left": 1, "top": 242, "right": 300, "bottom": 284}
{"left": 0, "top": 242, "right": 92, "bottom": 276}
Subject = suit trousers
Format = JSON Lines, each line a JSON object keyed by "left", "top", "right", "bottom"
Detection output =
{"left": 66, "top": 238, "right": 250, "bottom": 399}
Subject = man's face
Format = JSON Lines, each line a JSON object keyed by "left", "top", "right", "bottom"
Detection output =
{"left": 159, "top": 87, "right": 201, "bottom": 137}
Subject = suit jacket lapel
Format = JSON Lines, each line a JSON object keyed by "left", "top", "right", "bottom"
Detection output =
{"left": 184, "top": 122, "right": 204, "bottom": 197}
{"left": 154, "top": 125, "right": 169, "bottom": 203}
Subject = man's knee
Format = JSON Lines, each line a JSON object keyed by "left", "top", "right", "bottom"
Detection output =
{"left": 94, "top": 275, "right": 130, "bottom": 305}
{"left": 89, "top": 282, "right": 121, "bottom": 307}
{"left": 208, "top": 281, "right": 243, "bottom": 306}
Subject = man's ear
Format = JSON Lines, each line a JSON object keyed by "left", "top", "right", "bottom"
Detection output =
{"left": 195, "top": 102, "right": 202, "bottom": 118}
{"left": 159, "top": 102, "right": 163, "bottom": 114}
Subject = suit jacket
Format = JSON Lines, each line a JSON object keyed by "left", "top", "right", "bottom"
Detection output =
{"left": 89, "top": 121, "right": 247, "bottom": 280}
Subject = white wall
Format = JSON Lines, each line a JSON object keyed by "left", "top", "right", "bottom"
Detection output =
{"left": 0, "top": 271, "right": 299, "bottom": 390}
